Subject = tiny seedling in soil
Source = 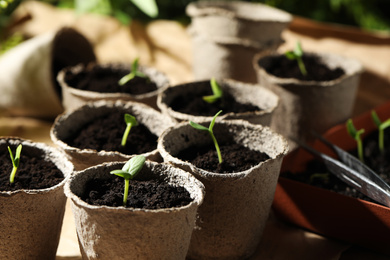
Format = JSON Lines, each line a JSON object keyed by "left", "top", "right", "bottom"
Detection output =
{"left": 110, "top": 155, "right": 146, "bottom": 207}
{"left": 121, "top": 113, "right": 138, "bottom": 147}
{"left": 118, "top": 58, "right": 149, "bottom": 85}
{"left": 371, "top": 110, "right": 390, "bottom": 153}
{"left": 8, "top": 144, "right": 22, "bottom": 184}
{"left": 189, "top": 110, "right": 223, "bottom": 164}
{"left": 203, "top": 78, "right": 223, "bottom": 104}
{"left": 346, "top": 119, "right": 365, "bottom": 162}
{"left": 285, "top": 40, "right": 307, "bottom": 76}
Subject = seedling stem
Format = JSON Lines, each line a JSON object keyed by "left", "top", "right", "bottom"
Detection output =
{"left": 8, "top": 144, "right": 22, "bottom": 184}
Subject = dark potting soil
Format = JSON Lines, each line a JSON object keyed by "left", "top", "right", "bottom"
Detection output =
{"left": 64, "top": 65, "right": 158, "bottom": 95}
{"left": 177, "top": 142, "right": 270, "bottom": 174}
{"left": 82, "top": 176, "right": 192, "bottom": 209}
{"left": 0, "top": 147, "right": 64, "bottom": 191}
{"left": 282, "top": 128, "right": 390, "bottom": 205}
{"left": 259, "top": 54, "right": 345, "bottom": 81}
{"left": 170, "top": 85, "right": 260, "bottom": 117}
{"left": 65, "top": 112, "right": 157, "bottom": 154}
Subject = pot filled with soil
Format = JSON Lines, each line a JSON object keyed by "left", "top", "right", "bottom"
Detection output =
{"left": 57, "top": 61, "right": 170, "bottom": 111}
{"left": 253, "top": 50, "right": 363, "bottom": 149}
{"left": 272, "top": 100, "right": 390, "bottom": 256}
{"left": 0, "top": 27, "right": 96, "bottom": 118}
{"left": 0, "top": 137, "right": 73, "bottom": 260}
{"left": 157, "top": 78, "right": 279, "bottom": 125}
{"left": 65, "top": 156, "right": 205, "bottom": 259}
{"left": 158, "top": 118, "right": 288, "bottom": 259}
{"left": 186, "top": 1, "right": 292, "bottom": 83}
{"left": 50, "top": 100, "right": 175, "bottom": 171}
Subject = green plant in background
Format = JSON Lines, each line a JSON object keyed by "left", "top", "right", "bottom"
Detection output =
{"left": 0, "top": 33, "right": 22, "bottom": 55}
{"left": 309, "top": 173, "right": 330, "bottom": 184}
{"left": 8, "top": 144, "right": 22, "bottom": 184}
{"left": 371, "top": 110, "right": 390, "bottom": 153}
{"left": 203, "top": 78, "right": 223, "bottom": 104}
{"left": 285, "top": 40, "right": 307, "bottom": 76}
{"left": 110, "top": 155, "right": 145, "bottom": 206}
{"left": 346, "top": 119, "right": 365, "bottom": 162}
{"left": 118, "top": 58, "right": 149, "bottom": 86}
{"left": 189, "top": 110, "right": 223, "bottom": 164}
{"left": 121, "top": 113, "right": 138, "bottom": 146}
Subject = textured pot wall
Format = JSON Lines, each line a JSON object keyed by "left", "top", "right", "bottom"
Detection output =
{"left": 254, "top": 52, "right": 363, "bottom": 149}
{"left": 65, "top": 160, "right": 204, "bottom": 260}
{"left": 58, "top": 63, "right": 170, "bottom": 112}
{"left": 157, "top": 78, "right": 279, "bottom": 125}
{"left": 51, "top": 100, "right": 176, "bottom": 171}
{"left": 158, "top": 120, "right": 288, "bottom": 259}
{"left": 0, "top": 138, "right": 73, "bottom": 260}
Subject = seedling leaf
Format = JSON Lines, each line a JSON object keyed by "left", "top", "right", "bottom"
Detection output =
{"left": 346, "top": 119, "right": 365, "bottom": 162}
{"left": 118, "top": 58, "right": 149, "bottom": 86}
{"left": 285, "top": 40, "right": 307, "bottom": 76}
{"left": 110, "top": 155, "right": 146, "bottom": 206}
{"left": 121, "top": 113, "right": 138, "bottom": 147}
{"left": 189, "top": 110, "right": 223, "bottom": 164}
{"left": 203, "top": 78, "right": 223, "bottom": 104}
{"left": 8, "top": 144, "right": 22, "bottom": 184}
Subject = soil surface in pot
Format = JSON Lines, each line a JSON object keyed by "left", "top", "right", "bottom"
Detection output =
{"left": 282, "top": 128, "right": 390, "bottom": 205}
{"left": 259, "top": 54, "right": 345, "bottom": 81}
{"left": 177, "top": 142, "right": 270, "bottom": 173}
{"left": 64, "top": 65, "right": 158, "bottom": 95}
{"left": 0, "top": 146, "right": 64, "bottom": 191}
{"left": 82, "top": 176, "right": 192, "bottom": 209}
{"left": 64, "top": 112, "right": 157, "bottom": 154}
{"left": 169, "top": 84, "right": 260, "bottom": 117}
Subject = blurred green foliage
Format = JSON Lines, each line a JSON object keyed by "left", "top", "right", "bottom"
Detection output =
{"left": 1, "top": 0, "right": 390, "bottom": 34}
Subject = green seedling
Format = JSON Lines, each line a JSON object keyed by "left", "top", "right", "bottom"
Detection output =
{"left": 8, "top": 144, "right": 22, "bottom": 184}
{"left": 189, "top": 110, "right": 223, "bottom": 164}
{"left": 121, "top": 113, "right": 138, "bottom": 147}
{"left": 371, "top": 110, "right": 390, "bottom": 153}
{"left": 118, "top": 58, "right": 149, "bottom": 85}
{"left": 110, "top": 155, "right": 146, "bottom": 207}
{"left": 285, "top": 40, "right": 307, "bottom": 76}
{"left": 203, "top": 78, "right": 223, "bottom": 104}
{"left": 346, "top": 119, "right": 365, "bottom": 163}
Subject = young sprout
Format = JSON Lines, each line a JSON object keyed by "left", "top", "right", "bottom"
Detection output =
{"left": 203, "top": 78, "right": 223, "bottom": 104}
{"left": 346, "top": 119, "right": 365, "bottom": 163}
{"left": 121, "top": 113, "right": 138, "bottom": 147}
{"left": 371, "top": 110, "right": 390, "bottom": 153}
{"left": 189, "top": 110, "right": 223, "bottom": 164}
{"left": 8, "top": 144, "right": 22, "bottom": 184}
{"left": 110, "top": 155, "right": 146, "bottom": 207}
{"left": 118, "top": 58, "right": 149, "bottom": 86}
{"left": 285, "top": 40, "right": 307, "bottom": 76}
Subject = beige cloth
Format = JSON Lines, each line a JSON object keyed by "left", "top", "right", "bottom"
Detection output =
{"left": 2, "top": 1, "right": 390, "bottom": 259}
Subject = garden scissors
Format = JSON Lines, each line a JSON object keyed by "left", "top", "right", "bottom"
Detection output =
{"left": 293, "top": 132, "right": 390, "bottom": 208}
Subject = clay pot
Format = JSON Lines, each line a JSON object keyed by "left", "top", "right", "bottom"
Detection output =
{"left": 157, "top": 78, "right": 279, "bottom": 125}
{"left": 158, "top": 120, "right": 288, "bottom": 259}
{"left": 186, "top": 1, "right": 292, "bottom": 83}
{"left": 65, "top": 159, "right": 205, "bottom": 259}
{"left": 50, "top": 100, "right": 176, "bottom": 171}
{"left": 58, "top": 62, "right": 170, "bottom": 112}
{"left": 254, "top": 51, "right": 363, "bottom": 149}
{"left": 0, "top": 27, "right": 95, "bottom": 118}
{"left": 273, "top": 101, "right": 390, "bottom": 256}
{"left": 0, "top": 137, "right": 73, "bottom": 260}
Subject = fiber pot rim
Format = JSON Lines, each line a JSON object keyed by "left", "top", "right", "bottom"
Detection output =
{"left": 186, "top": 1, "right": 292, "bottom": 23}
{"left": 158, "top": 119, "right": 289, "bottom": 180}
{"left": 0, "top": 137, "right": 72, "bottom": 196}
{"left": 157, "top": 78, "right": 279, "bottom": 123}
{"left": 253, "top": 51, "right": 364, "bottom": 87}
{"left": 64, "top": 160, "right": 205, "bottom": 213}
{"left": 57, "top": 62, "right": 170, "bottom": 99}
{"left": 50, "top": 100, "right": 174, "bottom": 158}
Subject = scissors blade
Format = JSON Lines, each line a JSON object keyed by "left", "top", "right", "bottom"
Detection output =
{"left": 294, "top": 137, "right": 390, "bottom": 208}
